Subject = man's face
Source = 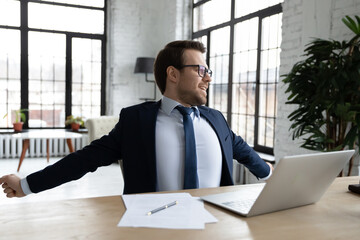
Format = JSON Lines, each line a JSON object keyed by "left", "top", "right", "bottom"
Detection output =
{"left": 176, "top": 49, "right": 212, "bottom": 107}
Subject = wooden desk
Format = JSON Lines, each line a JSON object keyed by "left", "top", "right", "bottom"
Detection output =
{"left": 12, "top": 130, "right": 82, "bottom": 172}
{"left": 1, "top": 177, "right": 359, "bottom": 240}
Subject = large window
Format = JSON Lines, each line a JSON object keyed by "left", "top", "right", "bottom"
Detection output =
{"left": 193, "top": 0, "right": 283, "bottom": 154}
{"left": 0, "top": 0, "right": 106, "bottom": 129}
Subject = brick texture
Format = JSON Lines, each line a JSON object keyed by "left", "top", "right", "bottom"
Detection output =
{"left": 276, "top": 0, "right": 360, "bottom": 175}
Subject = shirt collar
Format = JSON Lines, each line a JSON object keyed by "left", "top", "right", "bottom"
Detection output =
{"left": 161, "top": 96, "right": 200, "bottom": 118}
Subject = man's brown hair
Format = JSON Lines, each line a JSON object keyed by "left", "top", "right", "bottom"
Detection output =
{"left": 154, "top": 40, "right": 206, "bottom": 94}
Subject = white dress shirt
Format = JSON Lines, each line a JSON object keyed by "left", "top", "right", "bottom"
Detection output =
{"left": 156, "top": 96, "right": 222, "bottom": 191}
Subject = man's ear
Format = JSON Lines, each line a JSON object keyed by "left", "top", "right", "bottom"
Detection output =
{"left": 166, "top": 66, "right": 178, "bottom": 83}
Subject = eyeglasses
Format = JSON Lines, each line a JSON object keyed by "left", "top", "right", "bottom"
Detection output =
{"left": 178, "top": 65, "right": 213, "bottom": 78}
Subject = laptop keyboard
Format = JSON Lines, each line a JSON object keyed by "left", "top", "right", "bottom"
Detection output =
{"left": 222, "top": 198, "right": 256, "bottom": 213}
{"left": 220, "top": 185, "right": 264, "bottom": 214}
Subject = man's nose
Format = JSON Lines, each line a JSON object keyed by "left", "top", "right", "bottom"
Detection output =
{"left": 203, "top": 72, "right": 212, "bottom": 82}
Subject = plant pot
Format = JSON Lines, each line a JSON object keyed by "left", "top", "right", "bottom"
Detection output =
{"left": 13, "top": 122, "right": 24, "bottom": 132}
{"left": 71, "top": 123, "right": 80, "bottom": 131}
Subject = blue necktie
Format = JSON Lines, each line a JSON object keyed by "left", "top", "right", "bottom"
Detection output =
{"left": 176, "top": 106, "right": 199, "bottom": 189}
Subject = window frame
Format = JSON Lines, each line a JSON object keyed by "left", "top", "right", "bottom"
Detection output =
{"left": 0, "top": 0, "right": 107, "bottom": 129}
{"left": 192, "top": 0, "right": 282, "bottom": 155}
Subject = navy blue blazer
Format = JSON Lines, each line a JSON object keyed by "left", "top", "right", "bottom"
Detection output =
{"left": 26, "top": 101, "right": 270, "bottom": 194}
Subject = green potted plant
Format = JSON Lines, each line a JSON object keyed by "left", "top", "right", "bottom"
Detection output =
{"left": 3, "top": 109, "right": 28, "bottom": 132}
{"left": 282, "top": 15, "right": 360, "bottom": 176}
{"left": 65, "top": 115, "right": 84, "bottom": 131}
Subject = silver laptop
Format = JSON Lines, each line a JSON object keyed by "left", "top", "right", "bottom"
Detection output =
{"left": 201, "top": 150, "right": 354, "bottom": 217}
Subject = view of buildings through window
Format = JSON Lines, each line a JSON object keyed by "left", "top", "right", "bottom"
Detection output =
{"left": 193, "top": 0, "right": 283, "bottom": 154}
{"left": 0, "top": 0, "right": 105, "bottom": 129}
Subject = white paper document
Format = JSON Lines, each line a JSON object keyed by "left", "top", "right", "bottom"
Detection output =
{"left": 118, "top": 193, "right": 217, "bottom": 229}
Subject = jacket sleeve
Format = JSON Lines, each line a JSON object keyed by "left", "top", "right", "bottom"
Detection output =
{"left": 232, "top": 132, "right": 270, "bottom": 179}
{"left": 26, "top": 114, "right": 123, "bottom": 194}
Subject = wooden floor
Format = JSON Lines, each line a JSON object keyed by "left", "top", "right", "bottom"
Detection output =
{"left": 0, "top": 157, "right": 124, "bottom": 205}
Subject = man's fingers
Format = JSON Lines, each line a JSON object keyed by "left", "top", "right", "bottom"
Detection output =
{"left": 0, "top": 176, "right": 5, "bottom": 185}
{"left": 3, "top": 186, "right": 16, "bottom": 198}
{"left": 6, "top": 191, "right": 15, "bottom": 198}
{"left": 4, "top": 187, "right": 13, "bottom": 194}
{"left": 2, "top": 183, "right": 8, "bottom": 189}
{"left": 0, "top": 175, "right": 12, "bottom": 185}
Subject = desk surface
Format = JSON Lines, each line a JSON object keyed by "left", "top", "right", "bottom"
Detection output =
{"left": 1, "top": 177, "right": 360, "bottom": 240}
{"left": 12, "top": 129, "right": 82, "bottom": 139}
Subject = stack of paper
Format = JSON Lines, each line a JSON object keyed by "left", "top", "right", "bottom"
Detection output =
{"left": 118, "top": 193, "right": 217, "bottom": 229}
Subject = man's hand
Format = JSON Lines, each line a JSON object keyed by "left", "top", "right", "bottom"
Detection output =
{"left": 0, "top": 174, "right": 25, "bottom": 198}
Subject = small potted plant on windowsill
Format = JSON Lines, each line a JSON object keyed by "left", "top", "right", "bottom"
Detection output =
{"left": 3, "top": 109, "right": 28, "bottom": 132}
{"left": 65, "top": 115, "right": 84, "bottom": 132}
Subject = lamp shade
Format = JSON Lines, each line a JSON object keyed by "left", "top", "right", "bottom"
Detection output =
{"left": 134, "top": 57, "right": 155, "bottom": 73}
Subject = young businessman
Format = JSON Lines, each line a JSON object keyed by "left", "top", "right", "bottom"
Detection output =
{"left": 0, "top": 40, "right": 273, "bottom": 198}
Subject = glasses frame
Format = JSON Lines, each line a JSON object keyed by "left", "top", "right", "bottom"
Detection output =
{"left": 178, "top": 64, "right": 213, "bottom": 78}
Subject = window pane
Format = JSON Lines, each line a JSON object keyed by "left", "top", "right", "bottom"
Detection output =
{"left": 28, "top": 3, "right": 104, "bottom": 34}
{"left": 0, "top": 0, "right": 20, "bottom": 27}
{"left": 233, "top": 83, "right": 256, "bottom": 115}
{"left": 39, "top": 0, "right": 104, "bottom": 8}
{"left": 261, "top": 13, "right": 282, "bottom": 50}
{"left": 0, "top": 29, "right": 20, "bottom": 128}
{"left": 72, "top": 38, "right": 102, "bottom": 119}
{"left": 235, "top": 0, "right": 283, "bottom": 18}
{"left": 260, "top": 48, "right": 280, "bottom": 83}
{"left": 257, "top": 13, "right": 282, "bottom": 148}
{"left": 194, "top": 35, "right": 208, "bottom": 61}
{"left": 233, "top": 18, "right": 258, "bottom": 85}
{"left": 259, "top": 83, "right": 277, "bottom": 117}
{"left": 231, "top": 82, "right": 256, "bottom": 145}
{"left": 28, "top": 31, "right": 66, "bottom": 128}
{"left": 258, "top": 117, "right": 274, "bottom": 148}
{"left": 209, "top": 84, "right": 228, "bottom": 117}
{"left": 208, "top": 27, "right": 230, "bottom": 117}
{"left": 210, "top": 27, "right": 230, "bottom": 84}
{"left": 231, "top": 114, "right": 255, "bottom": 147}
{"left": 193, "top": 0, "right": 231, "bottom": 32}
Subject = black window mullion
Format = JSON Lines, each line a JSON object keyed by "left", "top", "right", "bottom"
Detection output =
{"left": 193, "top": 0, "right": 211, "bottom": 8}
{"left": 65, "top": 35, "right": 72, "bottom": 124}
{"left": 206, "top": 31, "right": 211, "bottom": 106}
{"left": 254, "top": 16, "right": 262, "bottom": 152}
{"left": 227, "top": 0, "right": 235, "bottom": 125}
{"left": 20, "top": 0, "right": 29, "bottom": 128}
{"left": 101, "top": 0, "right": 107, "bottom": 115}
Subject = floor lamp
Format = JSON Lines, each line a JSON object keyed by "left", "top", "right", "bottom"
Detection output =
{"left": 134, "top": 57, "right": 156, "bottom": 101}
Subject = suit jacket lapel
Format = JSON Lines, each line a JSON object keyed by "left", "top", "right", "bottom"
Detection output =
{"left": 138, "top": 100, "right": 161, "bottom": 187}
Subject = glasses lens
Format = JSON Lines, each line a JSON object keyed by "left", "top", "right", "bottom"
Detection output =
{"left": 208, "top": 69, "right": 212, "bottom": 77}
{"left": 198, "top": 65, "right": 205, "bottom": 77}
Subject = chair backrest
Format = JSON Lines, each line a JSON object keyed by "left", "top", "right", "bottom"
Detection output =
{"left": 85, "top": 116, "right": 119, "bottom": 143}
{"left": 85, "top": 116, "right": 124, "bottom": 181}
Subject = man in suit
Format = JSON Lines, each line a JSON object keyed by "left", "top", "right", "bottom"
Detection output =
{"left": 0, "top": 40, "right": 273, "bottom": 197}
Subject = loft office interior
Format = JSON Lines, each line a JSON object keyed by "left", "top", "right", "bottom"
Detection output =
{"left": 0, "top": 0, "right": 360, "bottom": 178}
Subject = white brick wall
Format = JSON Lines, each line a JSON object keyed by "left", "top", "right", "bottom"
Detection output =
{"left": 276, "top": 0, "right": 360, "bottom": 175}
{"left": 106, "top": 0, "right": 191, "bottom": 116}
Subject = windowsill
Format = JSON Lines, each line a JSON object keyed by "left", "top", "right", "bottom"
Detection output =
{"left": 0, "top": 128, "right": 88, "bottom": 135}
{"left": 256, "top": 151, "right": 275, "bottom": 164}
